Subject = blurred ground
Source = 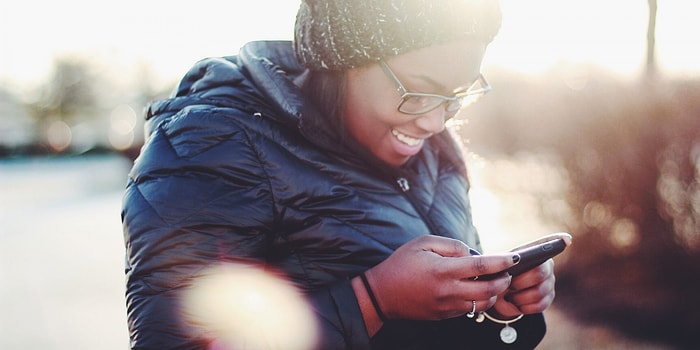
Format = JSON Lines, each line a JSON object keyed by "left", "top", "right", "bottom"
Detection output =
{"left": 0, "top": 154, "right": 677, "bottom": 349}
{"left": 0, "top": 155, "right": 130, "bottom": 349}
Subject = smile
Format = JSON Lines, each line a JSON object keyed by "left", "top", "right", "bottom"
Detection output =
{"left": 391, "top": 129, "right": 422, "bottom": 146}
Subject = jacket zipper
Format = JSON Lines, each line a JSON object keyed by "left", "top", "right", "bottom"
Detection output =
{"left": 396, "top": 177, "right": 410, "bottom": 192}
{"left": 395, "top": 177, "right": 442, "bottom": 236}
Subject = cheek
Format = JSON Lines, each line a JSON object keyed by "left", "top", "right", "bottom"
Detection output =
{"left": 345, "top": 97, "right": 395, "bottom": 142}
{"left": 343, "top": 68, "right": 408, "bottom": 154}
{"left": 345, "top": 69, "right": 400, "bottom": 125}
{"left": 345, "top": 112, "right": 387, "bottom": 147}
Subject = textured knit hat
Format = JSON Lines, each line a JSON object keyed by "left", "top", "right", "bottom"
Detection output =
{"left": 294, "top": 0, "right": 502, "bottom": 71}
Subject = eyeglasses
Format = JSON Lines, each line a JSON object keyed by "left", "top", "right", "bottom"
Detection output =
{"left": 379, "top": 60, "right": 491, "bottom": 117}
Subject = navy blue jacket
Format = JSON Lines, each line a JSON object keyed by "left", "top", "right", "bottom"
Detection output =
{"left": 122, "top": 41, "right": 546, "bottom": 349}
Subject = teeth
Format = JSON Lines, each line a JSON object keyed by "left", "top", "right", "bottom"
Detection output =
{"left": 392, "top": 129, "right": 421, "bottom": 146}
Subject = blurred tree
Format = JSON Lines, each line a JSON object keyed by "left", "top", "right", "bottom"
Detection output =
{"left": 118, "top": 61, "right": 174, "bottom": 160}
{"left": 26, "top": 57, "right": 99, "bottom": 125}
{"left": 17, "top": 56, "right": 172, "bottom": 156}
{"left": 646, "top": 0, "right": 658, "bottom": 77}
{"left": 24, "top": 57, "right": 101, "bottom": 152}
{"left": 553, "top": 80, "right": 700, "bottom": 349}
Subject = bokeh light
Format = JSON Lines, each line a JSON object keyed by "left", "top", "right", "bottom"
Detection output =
{"left": 46, "top": 120, "right": 72, "bottom": 152}
{"left": 108, "top": 104, "right": 137, "bottom": 151}
{"left": 181, "top": 263, "right": 319, "bottom": 350}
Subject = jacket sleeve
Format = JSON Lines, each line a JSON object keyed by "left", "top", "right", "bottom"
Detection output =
{"left": 122, "top": 109, "right": 373, "bottom": 349}
{"left": 122, "top": 109, "right": 280, "bottom": 349}
{"left": 308, "top": 279, "right": 372, "bottom": 350}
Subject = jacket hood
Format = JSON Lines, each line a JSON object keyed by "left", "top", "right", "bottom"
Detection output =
{"left": 144, "top": 41, "right": 358, "bottom": 161}
{"left": 145, "top": 41, "right": 309, "bottom": 136}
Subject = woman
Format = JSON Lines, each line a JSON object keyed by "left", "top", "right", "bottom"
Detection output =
{"left": 122, "top": 0, "right": 557, "bottom": 349}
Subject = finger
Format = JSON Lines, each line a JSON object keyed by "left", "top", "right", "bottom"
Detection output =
{"left": 432, "top": 274, "right": 510, "bottom": 316}
{"left": 456, "top": 274, "right": 512, "bottom": 300}
{"left": 418, "top": 235, "right": 472, "bottom": 258}
{"left": 492, "top": 295, "right": 522, "bottom": 317}
{"left": 439, "top": 296, "right": 498, "bottom": 319}
{"left": 469, "top": 296, "right": 499, "bottom": 314}
{"left": 452, "top": 253, "right": 521, "bottom": 279}
{"left": 510, "top": 259, "right": 554, "bottom": 291}
{"left": 510, "top": 287, "right": 556, "bottom": 315}
{"left": 508, "top": 276, "right": 556, "bottom": 307}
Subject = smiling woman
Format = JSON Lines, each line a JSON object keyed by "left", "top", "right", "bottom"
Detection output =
{"left": 119, "top": 1, "right": 561, "bottom": 349}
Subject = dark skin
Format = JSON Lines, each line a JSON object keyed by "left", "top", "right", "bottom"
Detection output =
{"left": 351, "top": 234, "right": 560, "bottom": 337}
{"left": 344, "top": 41, "right": 561, "bottom": 337}
{"left": 351, "top": 236, "right": 513, "bottom": 335}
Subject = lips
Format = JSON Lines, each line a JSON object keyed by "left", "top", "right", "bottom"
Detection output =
{"left": 391, "top": 129, "right": 422, "bottom": 146}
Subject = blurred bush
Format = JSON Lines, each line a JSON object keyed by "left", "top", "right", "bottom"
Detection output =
{"left": 0, "top": 57, "right": 171, "bottom": 159}
{"left": 464, "top": 67, "right": 700, "bottom": 348}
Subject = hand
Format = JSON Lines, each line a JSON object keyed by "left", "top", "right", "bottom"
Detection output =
{"left": 363, "top": 235, "right": 521, "bottom": 321}
{"left": 490, "top": 258, "right": 556, "bottom": 319}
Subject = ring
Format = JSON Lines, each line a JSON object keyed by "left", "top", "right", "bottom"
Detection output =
{"left": 466, "top": 300, "right": 477, "bottom": 318}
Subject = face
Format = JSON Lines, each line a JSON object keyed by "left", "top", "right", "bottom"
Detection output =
{"left": 343, "top": 40, "right": 487, "bottom": 167}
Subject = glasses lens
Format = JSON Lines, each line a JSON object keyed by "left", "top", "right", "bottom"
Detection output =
{"left": 398, "top": 95, "right": 445, "bottom": 115}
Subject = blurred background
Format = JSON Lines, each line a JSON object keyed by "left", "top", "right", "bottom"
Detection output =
{"left": 1, "top": 0, "right": 698, "bottom": 349}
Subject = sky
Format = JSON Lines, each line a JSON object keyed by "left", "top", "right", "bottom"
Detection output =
{"left": 1, "top": 0, "right": 699, "bottom": 90}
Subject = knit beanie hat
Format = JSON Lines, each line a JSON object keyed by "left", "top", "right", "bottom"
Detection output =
{"left": 294, "top": 0, "right": 502, "bottom": 71}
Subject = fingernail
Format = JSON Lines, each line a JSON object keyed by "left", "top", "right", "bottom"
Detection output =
{"left": 512, "top": 254, "right": 521, "bottom": 264}
{"left": 469, "top": 248, "right": 481, "bottom": 256}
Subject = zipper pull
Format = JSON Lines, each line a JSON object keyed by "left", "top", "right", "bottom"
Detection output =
{"left": 396, "top": 177, "right": 410, "bottom": 192}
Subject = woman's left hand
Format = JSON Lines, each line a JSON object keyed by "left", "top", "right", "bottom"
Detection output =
{"left": 489, "top": 259, "right": 556, "bottom": 319}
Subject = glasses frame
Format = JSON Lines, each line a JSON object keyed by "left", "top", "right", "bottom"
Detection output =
{"left": 379, "top": 60, "right": 491, "bottom": 117}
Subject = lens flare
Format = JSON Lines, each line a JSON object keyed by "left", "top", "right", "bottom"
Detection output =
{"left": 181, "top": 263, "right": 319, "bottom": 350}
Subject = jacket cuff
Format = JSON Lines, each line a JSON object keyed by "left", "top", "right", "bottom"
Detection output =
{"left": 309, "top": 278, "right": 371, "bottom": 350}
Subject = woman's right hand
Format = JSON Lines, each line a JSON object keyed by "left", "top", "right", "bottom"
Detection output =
{"left": 361, "top": 235, "right": 520, "bottom": 321}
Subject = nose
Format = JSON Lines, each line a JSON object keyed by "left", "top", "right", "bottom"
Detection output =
{"left": 413, "top": 107, "right": 447, "bottom": 134}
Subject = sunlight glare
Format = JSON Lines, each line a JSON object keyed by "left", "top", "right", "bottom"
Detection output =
{"left": 486, "top": 0, "right": 648, "bottom": 76}
{"left": 2, "top": 0, "right": 700, "bottom": 87}
{"left": 655, "top": 2, "right": 700, "bottom": 76}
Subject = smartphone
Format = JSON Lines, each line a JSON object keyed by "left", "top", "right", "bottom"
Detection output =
{"left": 479, "top": 233, "right": 572, "bottom": 280}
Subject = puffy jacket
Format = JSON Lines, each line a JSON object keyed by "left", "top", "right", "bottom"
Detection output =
{"left": 122, "top": 41, "right": 545, "bottom": 349}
